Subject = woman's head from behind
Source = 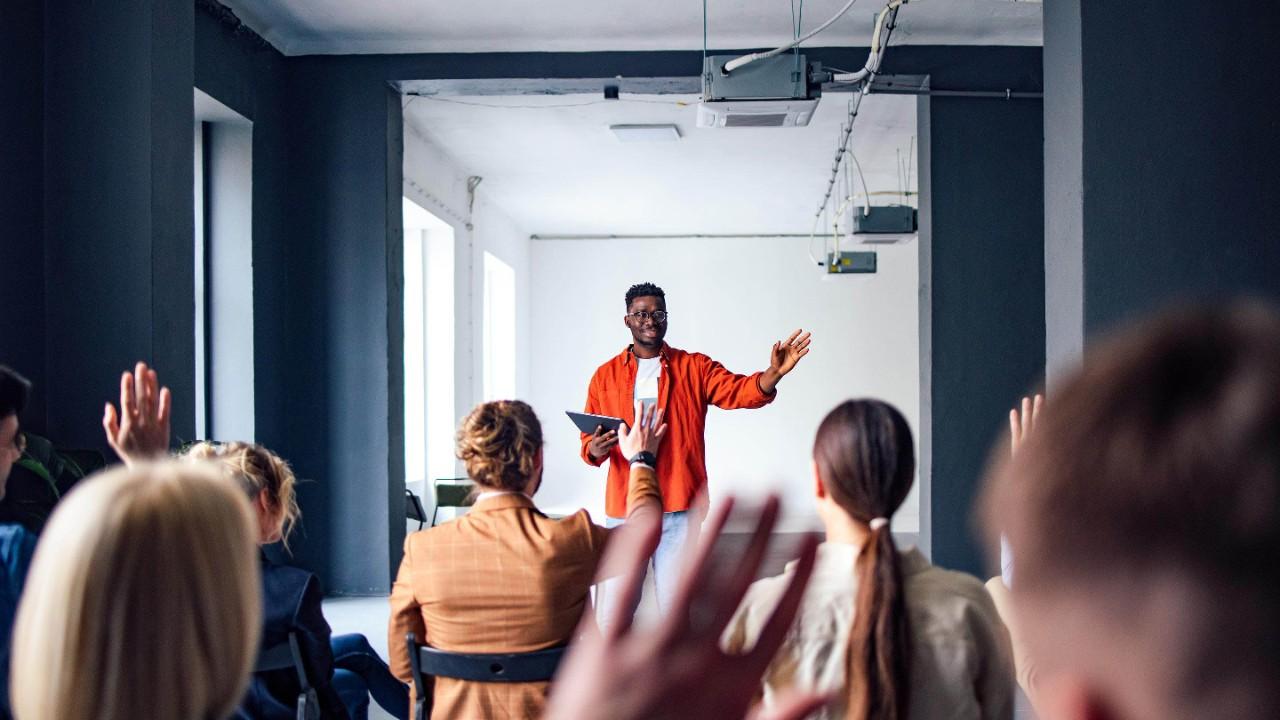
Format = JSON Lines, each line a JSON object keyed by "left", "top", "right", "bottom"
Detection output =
{"left": 185, "top": 441, "right": 300, "bottom": 547}
{"left": 812, "top": 399, "right": 915, "bottom": 720}
{"left": 11, "top": 460, "right": 261, "bottom": 720}
{"left": 457, "top": 400, "right": 544, "bottom": 495}
{"left": 812, "top": 399, "right": 916, "bottom": 528}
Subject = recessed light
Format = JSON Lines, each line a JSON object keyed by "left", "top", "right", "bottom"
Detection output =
{"left": 609, "top": 124, "right": 681, "bottom": 142}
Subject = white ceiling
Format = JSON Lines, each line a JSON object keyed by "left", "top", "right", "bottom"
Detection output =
{"left": 404, "top": 92, "right": 918, "bottom": 236}
{"left": 219, "top": 0, "right": 1041, "bottom": 56}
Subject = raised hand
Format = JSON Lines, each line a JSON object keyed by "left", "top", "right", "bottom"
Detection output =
{"left": 769, "top": 329, "right": 812, "bottom": 377}
{"left": 617, "top": 400, "right": 666, "bottom": 461}
{"left": 103, "top": 361, "right": 172, "bottom": 466}
{"left": 546, "top": 495, "right": 828, "bottom": 720}
{"left": 1008, "top": 393, "right": 1044, "bottom": 458}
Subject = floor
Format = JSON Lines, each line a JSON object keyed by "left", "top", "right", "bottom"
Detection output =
{"left": 323, "top": 595, "right": 400, "bottom": 720}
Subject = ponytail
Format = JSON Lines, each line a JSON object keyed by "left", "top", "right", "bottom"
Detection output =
{"left": 812, "top": 399, "right": 916, "bottom": 720}
{"left": 847, "top": 522, "right": 910, "bottom": 720}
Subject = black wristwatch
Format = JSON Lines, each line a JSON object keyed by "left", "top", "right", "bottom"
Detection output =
{"left": 629, "top": 451, "right": 658, "bottom": 468}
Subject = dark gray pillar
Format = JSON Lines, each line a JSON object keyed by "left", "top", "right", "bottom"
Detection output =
{"left": 924, "top": 96, "right": 1045, "bottom": 576}
{"left": 0, "top": 0, "right": 47, "bottom": 433}
{"left": 1046, "top": 0, "right": 1280, "bottom": 338}
{"left": 43, "top": 0, "right": 194, "bottom": 450}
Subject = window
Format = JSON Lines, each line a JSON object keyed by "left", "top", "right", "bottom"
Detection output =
{"left": 194, "top": 88, "right": 254, "bottom": 442}
{"left": 483, "top": 251, "right": 516, "bottom": 402}
{"left": 403, "top": 197, "right": 455, "bottom": 485}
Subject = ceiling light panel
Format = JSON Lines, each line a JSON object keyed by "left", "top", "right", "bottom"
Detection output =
{"left": 609, "top": 124, "right": 681, "bottom": 142}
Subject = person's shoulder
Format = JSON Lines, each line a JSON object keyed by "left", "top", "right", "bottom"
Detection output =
{"left": 906, "top": 562, "right": 1004, "bottom": 630}
{"left": 543, "top": 508, "right": 596, "bottom": 539}
{"left": 0, "top": 523, "right": 35, "bottom": 561}
{"left": 740, "top": 568, "right": 793, "bottom": 614}
{"left": 591, "top": 347, "right": 630, "bottom": 378}
{"left": 0, "top": 522, "right": 30, "bottom": 545}
{"left": 261, "top": 557, "right": 319, "bottom": 605}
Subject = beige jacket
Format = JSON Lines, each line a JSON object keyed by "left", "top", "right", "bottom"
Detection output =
{"left": 725, "top": 544, "right": 1015, "bottom": 720}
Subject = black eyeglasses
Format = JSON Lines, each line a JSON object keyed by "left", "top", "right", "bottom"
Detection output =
{"left": 627, "top": 310, "right": 669, "bottom": 323}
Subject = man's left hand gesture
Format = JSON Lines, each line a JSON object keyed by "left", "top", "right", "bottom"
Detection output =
{"left": 759, "top": 329, "right": 811, "bottom": 395}
{"left": 770, "top": 329, "right": 811, "bottom": 376}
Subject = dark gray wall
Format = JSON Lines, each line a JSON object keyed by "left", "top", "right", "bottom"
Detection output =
{"left": 195, "top": 8, "right": 406, "bottom": 592}
{"left": 924, "top": 97, "right": 1045, "bottom": 576}
{"left": 42, "top": 0, "right": 195, "bottom": 449}
{"left": 0, "top": 0, "right": 47, "bottom": 434}
{"left": 1043, "top": 0, "right": 1280, "bottom": 336}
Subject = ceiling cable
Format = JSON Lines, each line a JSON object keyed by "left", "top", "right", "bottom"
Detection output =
{"left": 722, "top": 0, "right": 862, "bottom": 74}
{"left": 812, "top": 0, "right": 903, "bottom": 222}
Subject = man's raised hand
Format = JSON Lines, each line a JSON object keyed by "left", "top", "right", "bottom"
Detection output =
{"left": 102, "top": 361, "right": 172, "bottom": 466}
{"left": 770, "top": 329, "right": 812, "bottom": 377}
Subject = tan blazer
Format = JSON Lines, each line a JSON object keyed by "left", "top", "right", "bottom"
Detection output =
{"left": 388, "top": 466, "right": 659, "bottom": 719}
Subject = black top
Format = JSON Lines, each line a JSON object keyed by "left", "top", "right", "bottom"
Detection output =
{"left": 234, "top": 553, "right": 350, "bottom": 720}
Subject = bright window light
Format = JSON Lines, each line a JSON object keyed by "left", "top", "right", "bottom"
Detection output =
{"left": 483, "top": 251, "right": 516, "bottom": 402}
{"left": 404, "top": 197, "right": 455, "bottom": 485}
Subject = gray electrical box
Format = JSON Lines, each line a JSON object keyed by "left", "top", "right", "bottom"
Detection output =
{"left": 703, "top": 54, "right": 820, "bottom": 101}
{"left": 851, "top": 205, "right": 918, "bottom": 234}
{"left": 827, "top": 251, "right": 877, "bottom": 274}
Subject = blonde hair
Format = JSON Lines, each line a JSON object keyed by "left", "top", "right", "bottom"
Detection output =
{"left": 185, "top": 441, "right": 301, "bottom": 549}
{"left": 456, "top": 400, "right": 543, "bottom": 491}
{"left": 10, "top": 460, "right": 261, "bottom": 720}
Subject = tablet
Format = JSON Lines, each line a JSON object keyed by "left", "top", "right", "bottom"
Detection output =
{"left": 566, "top": 411, "right": 624, "bottom": 435}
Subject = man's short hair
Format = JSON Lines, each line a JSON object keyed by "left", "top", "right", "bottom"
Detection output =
{"left": 625, "top": 282, "right": 665, "bottom": 309}
{"left": 984, "top": 302, "right": 1280, "bottom": 719}
{"left": 0, "top": 365, "right": 31, "bottom": 418}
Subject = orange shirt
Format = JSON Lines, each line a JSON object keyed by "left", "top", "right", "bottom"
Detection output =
{"left": 580, "top": 343, "right": 776, "bottom": 517}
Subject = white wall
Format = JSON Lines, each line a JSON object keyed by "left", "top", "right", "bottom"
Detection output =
{"left": 528, "top": 237, "right": 920, "bottom": 532}
{"left": 402, "top": 117, "right": 532, "bottom": 512}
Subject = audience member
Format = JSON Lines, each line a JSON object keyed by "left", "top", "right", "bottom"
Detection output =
{"left": 9, "top": 460, "right": 261, "bottom": 720}
{"left": 724, "top": 399, "right": 1014, "bottom": 720}
{"left": 546, "top": 493, "right": 826, "bottom": 720}
{"left": 186, "top": 442, "right": 409, "bottom": 720}
{"left": 0, "top": 367, "right": 36, "bottom": 720}
{"left": 388, "top": 399, "right": 664, "bottom": 719}
{"left": 985, "top": 395, "right": 1043, "bottom": 709}
{"left": 982, "top": 303, "right": 1280, "bottom": 720}
{"left": 103, "top": 362, "right": 407, "bottom": 720}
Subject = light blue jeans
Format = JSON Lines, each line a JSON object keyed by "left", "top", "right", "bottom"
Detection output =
{"left": 597, "top": 511, "right": 691, "bottom": 625}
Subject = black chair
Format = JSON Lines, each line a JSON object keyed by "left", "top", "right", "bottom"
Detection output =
{"left": 406, "top": 488, "right": 428, "bottom": 530}
{"left": 405, "top": 634, "right": 566, "bottom": 720}
{"left": 256, "top": 632, "right": 320, "bottom": 720}
{"left": 430, "top": 478, "right": 475, "bottom": 527}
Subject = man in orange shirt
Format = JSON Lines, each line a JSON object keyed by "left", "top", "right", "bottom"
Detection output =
{"left": 581, "top": 282, "right": 810, "bottom": 615}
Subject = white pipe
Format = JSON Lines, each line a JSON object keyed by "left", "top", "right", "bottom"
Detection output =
{"left": 831, "top": 0, "right": 906, "bottom": 83}
{"left": 722, "top": 0, "right": 863, "bottom": 74}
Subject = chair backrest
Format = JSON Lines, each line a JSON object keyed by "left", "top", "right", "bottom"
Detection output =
{"left": 406, "top": 634, "right": 565, "bottom": 720}
{"left": 256, "top": 633, "right": 319, "bottom": 720}
{"left": 405, "top": 488, "right": 427, "bottom": 523}
{"left": 432, "top": 479, "right": 475, "bottom": 509}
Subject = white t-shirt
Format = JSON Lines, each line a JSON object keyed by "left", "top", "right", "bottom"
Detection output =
{"left": 634, "top": 356, "right": 660, "bottom": 413}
